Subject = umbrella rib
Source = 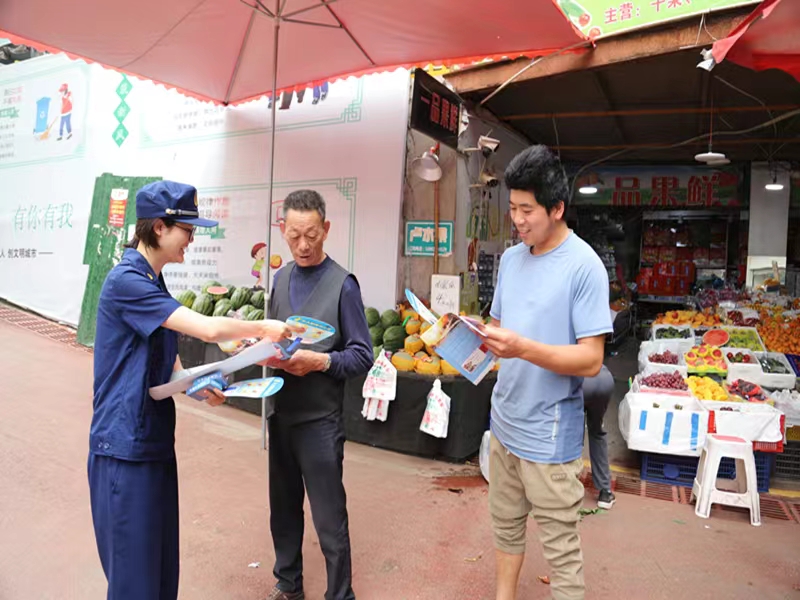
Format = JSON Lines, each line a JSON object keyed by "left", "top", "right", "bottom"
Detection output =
{"left": 255, "top": 0, "right": 275, "bottom": 17}
{"left": 282, "top": 0, "right": 338, "bottom": 19}
{"left": 282, "top": 18, "right": 341, "bottom": 28}
{"left": 120, "top": 0, "right": 211, "bottom": 69}
{"left": 325, "top": 2, "right": 374, "bottom": 65}
{"left": 225, "top": 6, "right": 258, "bottom": 104}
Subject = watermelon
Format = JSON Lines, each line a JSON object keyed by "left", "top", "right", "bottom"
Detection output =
{"left": 230, "top": 287, "right": 252, "bottom": 310}
{"left": 365, "top": 307, "right": 380, "bottom": 327}
{"left": 224, "top": 285, "right": 236, "bottom": 299}
{"left": 251, "top": 290, "right": 266, "bottom": 310}
{"left": 201, "top": 280, "right": 222, "bottom": 295}
{"left": 381, "top": 309, "right": 402, "bottom": 329}
{"left": 703, "top": 329, "right": 730, "bottom": 347}
{"left": 373, "top": 346, "right": 384, "bottom": 360}
{"left": 176, "top": 290, "right": 196, "bottom": 309}
{"left": 369, "top": 324, "right": 385, "bottom": 347}
{"left": 213, "top": 299, "right": 233, "bottom": 317}
{"left": 383, "top": 325, "right": 406, "bottom": 352}
{"left": 206, "top": 285, "right": 229, "bottom": 299}
{"left": 239, "top": 304, "right": 257, "bottom": 318}
{"left": 191, "top": 294, "right": 215, "bottom": 316}
{"left": 245, "top": 308, "right": 265, "bottom": 321}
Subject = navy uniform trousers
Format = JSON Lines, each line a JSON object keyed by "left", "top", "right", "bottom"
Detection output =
{"left": 88, "top": 453, "right": 180, "bottom": 600}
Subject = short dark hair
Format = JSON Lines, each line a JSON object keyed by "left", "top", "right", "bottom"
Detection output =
{"left": 283, "top": 189, "right": 326, "bottom": 222}
{"left": 124, "top": 217, "right": 176, "bottom": 249}
{"left": 504, "top": 145, "right": 569, "bottom": 214}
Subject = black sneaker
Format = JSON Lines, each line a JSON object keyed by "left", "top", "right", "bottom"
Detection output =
{"left": 597, "top": 489, "right": 616, "bottom": 510}
{"left": 265, "top": 587, "right": 305, "bottom": 600}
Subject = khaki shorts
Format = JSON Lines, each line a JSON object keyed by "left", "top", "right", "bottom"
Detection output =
{"left": 489, "top": 433, "right": 586, "bottom": 600}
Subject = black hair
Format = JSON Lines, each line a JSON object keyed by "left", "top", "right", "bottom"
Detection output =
{"left": 283, "top": 189, "right": 326, "bottom": 222}
{"left": 124, "top": 217, "right": 176, "bottom": 249}
{"left": 504, "top": 145, "right": 570, "bottom": 215}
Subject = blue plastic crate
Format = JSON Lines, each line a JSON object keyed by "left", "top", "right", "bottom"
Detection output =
{"left": 640, "top": 451, "right": 771, "bottom": 493}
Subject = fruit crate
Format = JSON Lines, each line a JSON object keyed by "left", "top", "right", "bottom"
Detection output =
{"left": 773, "top": 440, "right": 800, "bottom": 482}
{"left": 651, "top": 324, "right": 695, "bottom": 342}
{"left": 754, "top": 352, "right": 797, "bottom": 390}
{"left": 722, "top": 348, "right": 763, "bottom": 382}
{"left": 640, "top": 451, "right": 772, "bottom": 493}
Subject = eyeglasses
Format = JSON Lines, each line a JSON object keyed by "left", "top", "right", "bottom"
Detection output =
{"left": 174, "top": 223, "right": 195, "bottom": 238}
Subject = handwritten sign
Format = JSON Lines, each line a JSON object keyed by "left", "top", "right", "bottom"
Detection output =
{"left": 431, "top": 274, "right": 460, "bottom": 317}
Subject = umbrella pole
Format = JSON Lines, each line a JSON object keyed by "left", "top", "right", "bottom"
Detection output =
{"left": 265, "top": 1, "right": 281, "bottom": 299}
{"left": 262, "top": 3, "right": 281, "bottom": 450}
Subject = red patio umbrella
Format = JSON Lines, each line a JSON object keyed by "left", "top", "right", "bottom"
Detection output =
{"left": 712, "top": 0, "right": 800, "bottom": 82}
{"left": 0, "top": 0, "right": 584, "bottom": 291}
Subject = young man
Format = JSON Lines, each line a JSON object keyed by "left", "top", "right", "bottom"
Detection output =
{"left": 480, "top": 145, "right": 613, "bottom": 600}
{"left": 260, "top": 190, "right": 373, "bottom": 600}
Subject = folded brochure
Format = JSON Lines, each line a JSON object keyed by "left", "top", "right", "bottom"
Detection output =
{"left": 150, "top": 316, "right": 335, "bottom": 400}
{"left": 405, "top": 289, "right": 496, "bottom": 385}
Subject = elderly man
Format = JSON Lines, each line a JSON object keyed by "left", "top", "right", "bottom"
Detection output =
{"left": 262, "top": 189, "right": 373, "bottom": 600}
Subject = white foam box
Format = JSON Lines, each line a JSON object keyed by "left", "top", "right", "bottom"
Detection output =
{"left": 754, "top": 352, "right": 797, "bottom": 390}
{"left": 618, "top": 392, "right": 708, "bottom": 457}
{"left": 638, "top": 340, "right": 692, "bottom": 376}
{"left": 630, "top": 365, "right": 691, "bottom": 397}
{"left": 651, "top": 323, "right": 695, "bottom": 342}
{"left": 702, "top": 400, "right": 784, "bottom": 443}
{"left": 723, "top": 347, "right": 764, "bottom": 383}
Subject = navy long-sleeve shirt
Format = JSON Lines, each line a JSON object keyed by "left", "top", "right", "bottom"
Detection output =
{"left": 272, "top": 257, "right": 374, "bottom": 380}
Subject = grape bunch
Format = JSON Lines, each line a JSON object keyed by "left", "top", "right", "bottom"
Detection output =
{"left": 642, "top": 371, "right": 688, "bottom": 390}
{"left": 649, "top": 350, "right": 679, "bottom": 365}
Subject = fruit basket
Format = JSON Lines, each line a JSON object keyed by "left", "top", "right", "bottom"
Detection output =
{"left": 638, "top": 341, "right": 691, "bottom": 376}
{"left": 651, "top": 324, "right": 695, "bottom": 341}
{"left": 722, "top": 348, "right": 763, "bottom": 382}
{"left": 754, "top": 352, "right": 797, "bottom": 389}
{"left": 720, "top": 326, "right": 766, "bottom": 352}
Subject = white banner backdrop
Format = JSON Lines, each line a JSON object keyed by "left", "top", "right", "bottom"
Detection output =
{"left": 0, "top": 55, "right": 410, "bottom": 326}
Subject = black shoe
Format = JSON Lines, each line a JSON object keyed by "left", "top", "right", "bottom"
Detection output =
{"left": 597, "top": 489, "right": 616, "bottom": 510}
{"left": 265, "top": 586, "right": 305, "bottom": 600}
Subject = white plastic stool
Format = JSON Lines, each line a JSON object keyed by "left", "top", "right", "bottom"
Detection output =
{"left": 691, "top": 434, "right": 761, "bottom": 526}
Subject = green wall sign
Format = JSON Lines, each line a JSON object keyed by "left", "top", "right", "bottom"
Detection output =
{"left": 405, "top": 220, "right": 453, "bottom": 257}
{"left": 557, "top": 0, "right": 759, "bottom": 39}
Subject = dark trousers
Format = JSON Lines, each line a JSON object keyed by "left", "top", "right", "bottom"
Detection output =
{"left": 88, "top": 453, "right": 179, "bottom": 600}
{"left": 269, "top": 413, "right": 355, "bottom": 600}
{"left": 583, "top": 365, "right": 615, "bottom": 492}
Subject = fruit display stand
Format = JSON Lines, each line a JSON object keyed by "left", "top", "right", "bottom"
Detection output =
{"left": 342, "top": 371, "right": 495, "bottom": 462}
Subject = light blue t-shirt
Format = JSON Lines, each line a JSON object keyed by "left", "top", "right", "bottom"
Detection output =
{"left": 490, "top": 232, "right": 613, "bottom": 464}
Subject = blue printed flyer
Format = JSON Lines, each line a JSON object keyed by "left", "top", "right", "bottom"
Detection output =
{"left": 406, "top": 289, "right": 496, "bottom": 385}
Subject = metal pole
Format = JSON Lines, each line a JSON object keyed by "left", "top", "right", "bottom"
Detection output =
{"left": 265, "top": 0, "right": 280, "bottom": 301}
{"left": 262, "top": 0, "right": 281, "bottom": 451}
{"left": 433, "top": 179, "right": 440, "bottom": 274}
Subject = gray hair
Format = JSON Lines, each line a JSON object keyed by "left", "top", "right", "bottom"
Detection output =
{"left": 283, "top": 189, "right": 326, "bottom": 222}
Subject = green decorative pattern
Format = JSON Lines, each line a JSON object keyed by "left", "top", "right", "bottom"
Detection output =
{"left": 139, "top": 80, "right": 364, "bottom": 148}
{"left": 113, "top": 75, "right": 131, "bottom": 147}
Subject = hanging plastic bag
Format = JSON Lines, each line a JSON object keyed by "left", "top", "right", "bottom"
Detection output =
{"left": 362, "top": 352, "right": 397, "bottom": 422}
{"left": 419, "top": 379, "right": 451, "bottom": 438}
{"left": 479, "top": 430, "right": 491, "bottom": 483}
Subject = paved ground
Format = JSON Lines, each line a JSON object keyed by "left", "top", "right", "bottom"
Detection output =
{"left": 1, "top": 318, "right": 800, "bottom": 600}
